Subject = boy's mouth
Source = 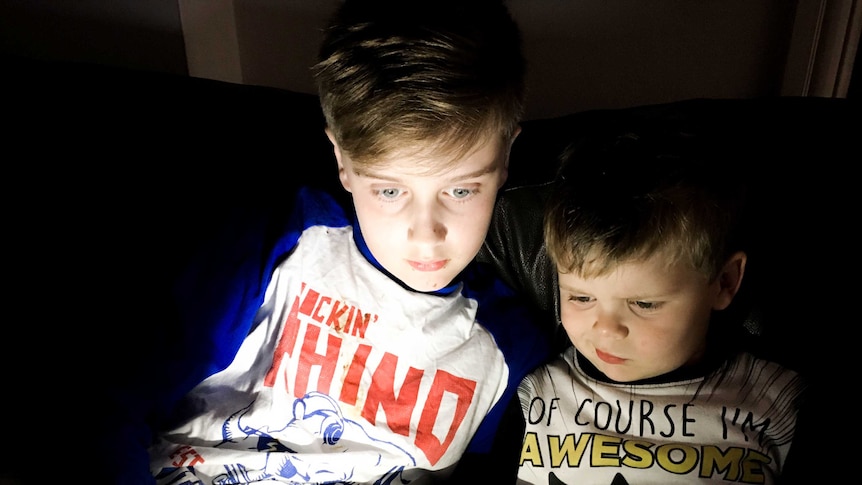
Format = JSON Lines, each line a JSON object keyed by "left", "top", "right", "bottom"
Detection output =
{"left": 407, "top": 259, "right": 448, "bottom": 271}
{"left": 595, "top": 348, "right": 626, "bottom": 365}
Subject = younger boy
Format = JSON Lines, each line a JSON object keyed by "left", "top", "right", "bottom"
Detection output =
{"left": 516, "top": 130, "right": 807, "bottom": 484}
{"left": 105, "top": 1, "right": 551, "bottom": 484}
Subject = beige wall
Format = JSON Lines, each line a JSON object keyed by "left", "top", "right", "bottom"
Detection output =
{"left": 180, "top": 0, "right": 860, "bottom": 120}
{"left": 0, "top": 0, "right": 189, "bottom": 76}
{"left": 2, "top": 0, "right": 858, "bottom": 121}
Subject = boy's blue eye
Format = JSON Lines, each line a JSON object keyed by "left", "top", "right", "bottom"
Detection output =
{"left": 380, "top": 188, "right": 401, "bottom": 199}
{"left": 567, "top": 295, "right": 592, "bottom": 304}
{"left": 449, "top": 187, "right": 473, "bottom": 199}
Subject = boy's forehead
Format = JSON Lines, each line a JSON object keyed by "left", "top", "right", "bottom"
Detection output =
{"left": 558, "top": 252, "right": 707, "bottom": 292}
{"left": 352, "top": 134, "right": 507, "bottom": 178}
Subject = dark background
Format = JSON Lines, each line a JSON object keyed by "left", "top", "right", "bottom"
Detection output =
{"left": 1, "top": 0, "right": 858, "bottom": 120}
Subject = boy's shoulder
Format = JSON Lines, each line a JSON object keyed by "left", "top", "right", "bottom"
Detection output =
{"left": 461, "top": 261, "right": 554, "bottom": 371}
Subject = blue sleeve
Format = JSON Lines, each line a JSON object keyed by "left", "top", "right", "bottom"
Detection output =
{"left": 460, "top": 263, "right": 554, "bottom": 455}
{"left": 99, "top": 187, "right": 349, "bottom": 484}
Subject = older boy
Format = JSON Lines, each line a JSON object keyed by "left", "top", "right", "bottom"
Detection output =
{"left": 106, "top": 1, "right": 551, "bottom": 484}
{"left": 516, "top": 130, "right": 807, "bottom": 484}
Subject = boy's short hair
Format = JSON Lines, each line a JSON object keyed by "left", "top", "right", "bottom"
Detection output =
{"left": 312, "top": 0, "right": 525, "bottom": 167}
{"left": 544, "top": 129, "right": 747, "bottom": 280}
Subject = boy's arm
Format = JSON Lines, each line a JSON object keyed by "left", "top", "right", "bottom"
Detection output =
{"left": 96, "top": 188, "right": 348, "bottom": 482}
{"left": 93, "top": 206, "right": 288, "bottom": 483}
{"left": 776, "top": 384, "right": 812, "bottom": 484}
{"left": 447, "top": 263, "right": 553, "bottom": 482}
{"left": 93, "top": 191, "right": 328, "bottom": 484}
{"left": 449, "top": 392, "right": 526, "bottom": 484}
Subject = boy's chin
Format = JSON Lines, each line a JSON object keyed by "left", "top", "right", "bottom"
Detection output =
{"left": 402, "top": 276, "right": 457, "bottom": 293}
{"left": 396, "top": 269, "right": 462, "bottom": 293}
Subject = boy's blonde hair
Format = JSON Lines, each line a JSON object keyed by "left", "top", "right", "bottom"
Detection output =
{"left": 544, "top": 130, "right": 747, "bottom": 281}
{"left": 312, "top": 0, "right": 525, "bottom": 169}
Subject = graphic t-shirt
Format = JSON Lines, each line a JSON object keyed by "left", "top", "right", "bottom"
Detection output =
{"left": 147, "top": 187, "right": 550, "bottom": 485}
{"left": 517, "top": 346, "right": 805, "bottom": 485}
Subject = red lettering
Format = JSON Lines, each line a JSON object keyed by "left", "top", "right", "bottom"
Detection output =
{"left": 339, "top": 343, "right": 372, "bottom": 405}
{"left": 170, "top": 445, "right": 204, "bottom": 467}
{"left": 263, "top": 287, "right": 305, "bottom": 388}
{"left": 351, "top": 311, "right": 375, "bottom": 338}
{"left": 362, "top": 352, "right": 422, "bottom": 437}
{"left": 325, "top": 301, "right": 349, "bottom": 331}
{"left": 293, "top": 324, "right": 341, "bottom": 398}
{"left": 264, "top": 283, "right": 480, "bottom": 467}
{"left": 415, "top": 370, "right": 476, "bottom": 465}
{"left": 298, "top": 285, "right": 320, "bottom": 316}
{"left": 312, "top": 295, "right": 331, "bottom": 323}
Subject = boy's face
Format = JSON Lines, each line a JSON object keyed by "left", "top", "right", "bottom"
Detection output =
{"left": 558, "top": 251, "right": 738, "bottom": 383}
{"left": 330, "top": 132, "right": 512, "bottom": 292}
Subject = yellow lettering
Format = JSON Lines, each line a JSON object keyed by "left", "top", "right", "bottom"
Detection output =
{"left": 655, "top": 443, "right": 698, "bottom": 474}
{"left": 740, "top": 449, "right": 769, "bottom": 484}
{"left": 549, "top": 433, "right": 590, "bottom": 467}
{"left": 591, "top": 434, "right": 622, "bottom": 467}
{"left": 620, "top": 439, "right": 653, "bottom": 469}
{"left": 520, "top": 432, "right": 543, "bottom": 467}
{"left": 701, "top": 445, "right": 745, "bottom": 480}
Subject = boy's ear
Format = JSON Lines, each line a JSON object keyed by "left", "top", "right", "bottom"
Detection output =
{"left": 507, "top": 125, "right": 521, "bottom": 166}
{"left": 712, "top": 251, "right": 747, "bottom": 310}
{"left": 498, "top": 125, "right": 522, "bottom": 187}
{"left": 325, "top": 128, "right": 351, "bottom": 192}
{"left": 511, "top": 124, "right": 522, "bottom": 143}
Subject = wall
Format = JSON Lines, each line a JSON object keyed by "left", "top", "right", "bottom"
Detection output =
{"left": 2, "top": 0, "right": 858, "bottom": 120}
{"left": 182, "top": 0, "right": 860, "bottom": 119}
{"left": 0, "top": 0, "right": 188, "bottom": 76}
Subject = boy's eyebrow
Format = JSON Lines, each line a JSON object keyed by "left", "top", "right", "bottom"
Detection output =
{"left": 357, "top": 156, "right": 503, "bottom": 181}
{"left": 450, "top": 159, "right": 503, "bottom": 180}
{"left": 557, "top": 281, "right": 586, "bottom": 294}
{"left": 559, "top": 278, "right": 672, "bottom": 300}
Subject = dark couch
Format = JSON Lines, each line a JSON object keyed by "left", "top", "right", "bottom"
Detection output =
{"left": 4, "top": 53, "right": 855, "bottom": 482}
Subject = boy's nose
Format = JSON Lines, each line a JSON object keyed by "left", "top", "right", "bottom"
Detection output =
{"left": 407, "top": 205, "right": 447, "bottom": 243}
{"left": 593, "top": 310, "right": 628, "bottom": 339}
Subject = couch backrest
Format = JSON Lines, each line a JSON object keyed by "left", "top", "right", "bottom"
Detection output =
{"left": 7, "top": 53, "right": 854, "bottom": 380}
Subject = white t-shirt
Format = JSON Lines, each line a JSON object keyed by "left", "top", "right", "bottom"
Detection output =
{"left": 147, "top": 194, "right": 549, "bottom": 485}
{"left": 517, "top": 346, "right": 805, "bottom": 484}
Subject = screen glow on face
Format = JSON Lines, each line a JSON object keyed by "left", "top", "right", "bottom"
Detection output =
{"left": 338, "top": 136, "right": 508, "bottom": 292}
{"left": 557, "top": 253, "right": 718, "bottom": 382}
